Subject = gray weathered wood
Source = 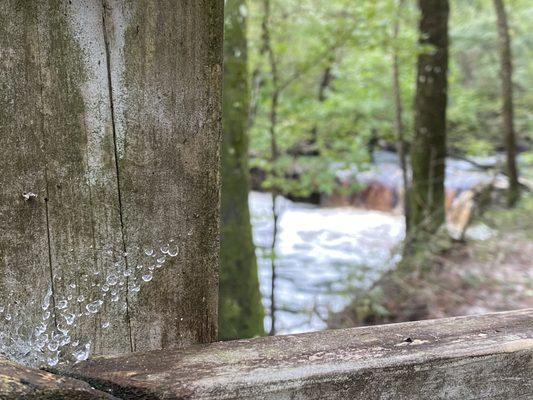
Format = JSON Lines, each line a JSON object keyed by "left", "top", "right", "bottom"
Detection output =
{"left": 0, "top": 357, "right": 118, "bottom": 400}
{"left": 0, "top": 0, "right": 223, "bottom": 358}
{"left": 103, "top": 0, "right": 223, "bottom": 351}
{"left": 37, "top": 0, "right": 131, "bottom": 355}
{"left": 65, "top": 309, "right": 533, "bottom": 399}
{"left": 0, "top": 0, "right": 56, "bottom": 350}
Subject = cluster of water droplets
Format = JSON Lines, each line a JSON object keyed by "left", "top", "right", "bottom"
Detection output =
{"left": 0, "top": 240, "right": 179, "bottom": 368}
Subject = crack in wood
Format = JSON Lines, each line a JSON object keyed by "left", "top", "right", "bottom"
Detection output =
{"left": 35, "top": 5, "right": 57, "bottom": 330}
{"left": 101, "top": 0, "right": 134, "bottom": 353}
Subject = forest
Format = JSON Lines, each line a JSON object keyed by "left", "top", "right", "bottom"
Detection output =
{"left": 219, "top": 0, "right": 533, "bottom": 339}
{"left": 0, "top": 0, "right": 531, "bottom": 397}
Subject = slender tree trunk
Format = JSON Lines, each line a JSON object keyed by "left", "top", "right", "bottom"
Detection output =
{"left": 268, "top": 89, "right": 280, "bottom": 336}
{"left": 392, "top": 0, "right": 410, "bottom": 232}
{"left": 269, "top": 190, "right": 279, "bottom": 336}
{"left": 308, "top": 59, "right": 334, "bottom": 156}
{"left": 407, "top": 0, "right": 449, "bottom": 252}
{"left": 262, "top": 0, "right": 280, "bottom": 336}
{"left": 493, "top": 0, "right": 520, "bottom": 206}
{"left": 219, "top": 0, "right": 265, "bottom": 340}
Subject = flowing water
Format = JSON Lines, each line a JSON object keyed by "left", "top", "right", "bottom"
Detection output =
{"left": 250, "top": 191, "right": 405, "bottom": 334}
{"left": 250, "top": 152, "right": 506, "bottom": 334}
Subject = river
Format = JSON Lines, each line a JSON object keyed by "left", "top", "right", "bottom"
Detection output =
{"left": 250, "top": 191, "right": 405, "bottom": 334}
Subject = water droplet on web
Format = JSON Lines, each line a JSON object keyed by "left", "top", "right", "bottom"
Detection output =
{"left": 60, "top": 335, "right": 71, "bottom": 347}
{"left": 144, "top": 248, "right": 154, "bottom": 256}
{"left": 64, "top": 313, "right": 76, "bottom": 325}
{"left": 5, "top": 314, "right": 12, "bottom": 321}
{"left": 85, "top": 300, "right": 103, "bottom": 314}
{"left": 101, "top": 284, "right": 110, "bottom": 292}
{"left": 35, "top": 334, "right": 48, "bottom": 349}
{"left": 57, "top": 300, "right": 68, "bottom": 310}
{"left": 42, "top": 288, "right": 52, "bottom": 311}
{"left": 168, "top": 245, "right": 179, "bottom": 257}
{"left": 106, "top": 274, "right": 118, "bottom": 286}
{"left": 123, "top": 269, "right": 133, "bottom": 277}
{"left": 47, "top": 341, "right": 59, "bottom": 352}
{"left": 57, "top": 324, "right": 69, "bottom": 335}
{"left": 42, "top": 311, "right": 51, "bottom": 320}
{"left": 77, "top": 295, "right": 85, "bottom": 303}
{"left": 69, "top": 283, "right": 76, "bottom": 289}
{"left": 101, "top": 321, "right": 110, "bottom": 329}
{"left": 161, "top": 244, "right": 170, "bottom": 254}
{"left": 131, "top": 285, "right": 140, "bottom": 293}
{"left": 47, "top": 352, "right": 59, "bottom": 367}
{"left": 142, "top": 274, "right": 153, "bottom": 282}
{"left": 35, "top": 322, "right": 47, "bottom": 336}
{"left": 72, "top": 343, "right": 90, "bottom": 362}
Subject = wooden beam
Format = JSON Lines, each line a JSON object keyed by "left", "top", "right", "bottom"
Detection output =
{"left": 0, "top": 0, "right": 223, "bottom": 358}
{"left": 63, "top": 309, "right": 533, "bottom": 399}
{"left": 0, "top": 357, "right": 118, "bottom": 399}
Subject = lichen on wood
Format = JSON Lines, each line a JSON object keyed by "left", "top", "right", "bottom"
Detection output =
{"left": 63, "top": 309, "right": 533, "bottom": 400}
{"left": 0, "top": 0, "right": 225, "bottom": 360}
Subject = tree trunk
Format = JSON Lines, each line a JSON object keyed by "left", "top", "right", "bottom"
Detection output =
{"left": 407, "top": 0, "right": 449, "bottom": 250}
{"left": 493, "top": 0, "right": 520, "bottom": 206}
{"left": 219, "top": 0, "right": 265, "bottom": 340}
{"left": 392, "top": 0, "right": 410, "bottom": 232}
{"left": 261, "top": 0, "right": 280, "bottom": 336}
{"left": 0, "top": 0, "right": 223, "bottom": 361}
{"left": 308, "top": 59, "right": 334, "bottom": 156}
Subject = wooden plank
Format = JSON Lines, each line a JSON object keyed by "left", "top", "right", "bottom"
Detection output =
{"left": 103, "top": 0, "right": 224, "bottom": 351}
{"left": 0, "top": 1, "right": 53, "bottom": 357}
{"left": 1, "top": 0, "right": 223, "bottom": 362}
{"left": 64, "top": 310, "right": 533, "bottom": 399}
{"left": 36, "top": 0, "right": 131, "bottom": 356}
{"left": 0, "top": 357, "right": 118, "bottom": 399}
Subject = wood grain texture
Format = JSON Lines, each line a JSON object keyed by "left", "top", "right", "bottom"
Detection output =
{"left": 65, "top": 309, "right": 533, "bottom": 400}
{"left": 37, "top": 0, "right": 131, "bottom": 355}
{"left": 103, "top": 0, "right": 224, "bottom": 351}
{"left": 0, "top": 357, "right": 118, "bottom": 399}
{"left": 0, "top": 0, "right": 54, "bottom": 347}
{"left": 0, "top": 0, "right": 223, "bottom": 356}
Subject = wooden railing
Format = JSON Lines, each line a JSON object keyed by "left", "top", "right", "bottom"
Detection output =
{"left": 54, "top": 309, "right": 532, "bottom": 399}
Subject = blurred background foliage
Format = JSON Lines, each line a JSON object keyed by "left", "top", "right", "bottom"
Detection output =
{"left": 247, "top": 0, "right": 532, "bottom": 197}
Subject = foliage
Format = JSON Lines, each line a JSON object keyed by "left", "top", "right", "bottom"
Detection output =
{"left": 246, "top": 0, "right": 533, "bottom": 198}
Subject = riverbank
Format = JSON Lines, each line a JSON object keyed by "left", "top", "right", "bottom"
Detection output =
{"left": 329, "top": 193, "right": 533, "bottom": 329}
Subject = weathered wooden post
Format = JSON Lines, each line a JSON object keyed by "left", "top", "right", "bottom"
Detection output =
{"left": 0, "top": 0, "right": 223, "bottom": 358}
